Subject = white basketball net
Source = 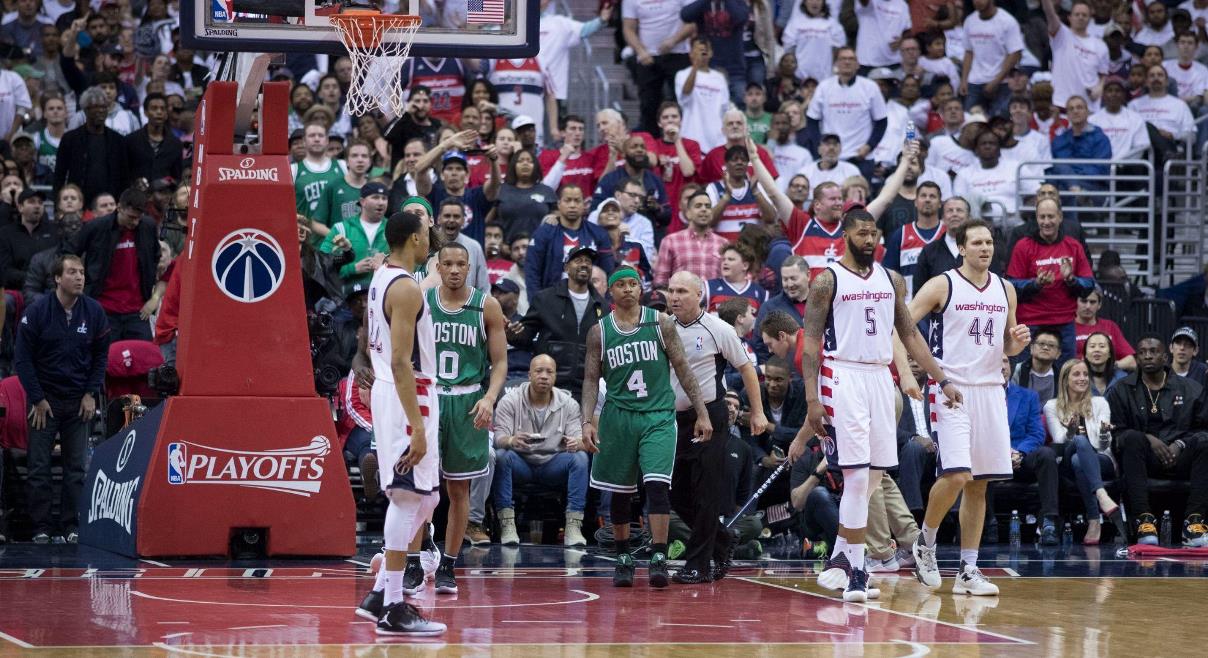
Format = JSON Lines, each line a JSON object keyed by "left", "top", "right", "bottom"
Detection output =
{"left": 330, "top": 16, "right": 421, "bottom": 117}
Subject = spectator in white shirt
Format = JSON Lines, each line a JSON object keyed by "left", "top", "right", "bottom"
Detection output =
{"left": 780, "top": 0, "right": 845, "bottom": 88}
{"left": 539, "top": 0, "right": 610, "bottom": 118}
{"left": 853, "top": 0, "right": 912, "bottom": 69}
{"left": 1004, "top": 95, "right": 1053, "bottom": 165}
{"left": 919, "top": 29, "right": 961, "bottom": 87}
{"left": 767, "top": 111, "right": 813, "bottom": 189}
{"left": 798, "top": 133, "right": 860, "bottom": 189}
{"left": 676, "top": 37, "right": 730, "bottom": 153}
{"left": 1043, "top": 0, "right": 1109, "bottom": 111}
{"left": 805, "top": 47, "right": 887, "bottom": 178}
{"left": 1130, "top": 63, "right": 1197, "bottom": 145}
{"left": 1134, "top": 1, "right": 1176, "bottom": 50}
{"left": 1089, "top": 77, "right": 1151, "bottom": 158}
{"left": 868, "top": 68, "right": 910, "bottom": 169}
{"left": 959, "top": 0, "right": 1024, "bottom": 118}
{"left": 925, "top": 111, "right": 979, "bottom": 176}
{"left": 915, "top": 140, "right": 954, "bottom": 200}
{"left": 1162, "top": 30, "right": 1208, "bottom": 148}
{"left": 953, "top": 128, "right": 1020, "bottom": 225}
{"left": 622, "top": 0, "right": 693, "bottom": 134}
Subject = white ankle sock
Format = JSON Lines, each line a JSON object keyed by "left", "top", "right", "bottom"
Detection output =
{"left": 960, "top": 549, "right": 978, "bottom": 568}
{"left": 832, "top": 536, "right": 849, "bottom": 560}
{"left": 843, "top": 542, "right": 866, "bottom": 572}
{"left": 373, "top": 560, "right": 387, "bottom": 592}
{"left": 921, "top": 523, "right": 938, "bottom": 547}
{"left": 384, "top": 570, "right": 404, "bottom": 605}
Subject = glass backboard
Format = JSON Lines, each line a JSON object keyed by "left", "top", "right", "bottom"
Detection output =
{"left": 182, "top": 0, "right": 539, "bottom": 57}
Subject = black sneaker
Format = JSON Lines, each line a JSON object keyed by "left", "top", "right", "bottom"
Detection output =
{"left": 649, "top": 552, "right": 669, "bottom": 588}
{"left": 710, "top": 531, "right": 737, "bottom": 582}
{"left": 843, "top": 568, "right": 871, "bottom": 603}
{"left": 434, "top": 561, "right": 458, "bottom": 594}
{"left": 671, "top": 567, "right": 711, "bottom": 584}
{"left": 1038, "top": 519, "right": 1059, "bottom": 546}
{"left": 356, "top": 589, "right": 384, "bottom": 620}
{"left": 1136, "top": 513, "right": 1159, "bottom": 545}
{"left": 375, "top": 602, "right": 446, "bottom": 636}
{"left": 402, "top": 559, "right": 425, "bottom": 595}
{"left": 1184, "top": 514, "right": 1208, "bottom": 548}
{"left": 613, "top": 553, "right": 635, "bottom": 587}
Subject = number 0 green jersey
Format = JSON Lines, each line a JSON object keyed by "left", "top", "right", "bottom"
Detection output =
{"left": 600, "top": 306, "right": 673, "bottom": 412}
{"left": 427, "top": 286, "right": 488, "bottom": 387}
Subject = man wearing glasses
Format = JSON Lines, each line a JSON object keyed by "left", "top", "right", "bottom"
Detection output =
{"left": 589, "top": 178, "right": 655, "bottom": 267}
{"left": 1010, "top": 327, "right": 1065, "bottom": 407}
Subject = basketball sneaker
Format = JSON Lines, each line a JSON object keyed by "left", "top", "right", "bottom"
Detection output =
{"left": 843, "top": 569, "right": 872, "bottom": 603}
{"left": 1183, "top": 514, "right": 1208, "bottom": 548}
{"left": 710, "top": 532, "right": 737, "bottom": 582}
{"left": 952, "top": 561, "right": 999, "bottom": 596}
{"left": 356, "top": 589, "right": 384, "bottom": 620}
{"left": 1135, "top": 513, "right": 1159, "bottom": 545}
{"left": 866, "top": 554, "right": 900, "bottom": 574}
{"left": 912, "top": 537, "right": 941, "bottom": 590}
{"left": 649, "top": 552, "right": 670, "bottom": 588}
{"left": 376, "top": 602, "right": 446, "bottom": 636}
{"left": 434, "top": 558, "right": 458, "bottom": 595}
{"left": 420, "top": 524, "right": 441, "bottom": 579}
{"left": 613, "top": 553, "right": 636, "bottom": 587}
{"left": 895, "top": 546, "right": 916, "bottom": 569}
{"left": 816, "top": 552, "right": 852, "bottom": 591}
{"left": 402, "top": 559, "right": 425, "bottom": 596}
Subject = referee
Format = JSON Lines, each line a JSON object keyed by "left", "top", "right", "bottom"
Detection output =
{"left": 665, "top": 271, "right": 769, "bottom": 583}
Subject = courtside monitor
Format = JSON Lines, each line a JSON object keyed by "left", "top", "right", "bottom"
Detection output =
{"left": 183, "top": 0, "right": 539, "bottom": 57}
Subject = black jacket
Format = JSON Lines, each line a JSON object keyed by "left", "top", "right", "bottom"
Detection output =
{"left": 54, "top": 125, "right": 130, "bottom": 203}
{"left": 0, "top": 217, "right": 57, "bottom": 289}
{"left": 742, "top": 379, "right": 807, "bottom": 452}
{"left": 72, "top": 213, "right": 160, "bottom": 303}
{"left": 508, "top": 280, "right": 607, "bottom": 398}
{"left": 897, "top": 388, "right": 931, "bottom": 449}
{"left": 13, "top": 291, "right": 109, "bottom": 406}
{"left": 23, "top": 242, "right": 70, "bottom": 306}
{"left": 1106, "top": 367, "right": 1208, "bottom": 446}
{"left": 125, "top": 126, "right": 184, "bottom": 184}
{"left": 912, "top": 237, "right": 961, "bottom": 297}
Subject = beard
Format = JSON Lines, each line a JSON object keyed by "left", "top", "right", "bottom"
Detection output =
{"left": 847, "top": 239, "right": 875, "bottom": 269}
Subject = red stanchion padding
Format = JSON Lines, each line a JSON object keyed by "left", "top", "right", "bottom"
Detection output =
{"left": 135, "top": 397, "right": 355, "bottom": 557}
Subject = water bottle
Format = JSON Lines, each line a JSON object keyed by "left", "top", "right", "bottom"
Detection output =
{"left": 905, "top": 120, "right": 917, "bottom": 141}
{"left": 1063, "top": 523, "right": 1073, "bottom": 548}
{"left": 1009, "top": 510, "right": 1022, "bottom": 548}
{"left": 1160, "top": 510, "right": 1172, "bottom": 546}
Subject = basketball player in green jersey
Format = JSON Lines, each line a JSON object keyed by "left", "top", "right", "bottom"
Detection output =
{"left": 311, "top": 139, "right": 373, "bottom": 240}
{"left": 582, "top": 266, "right": 713, "bottom": 588}
{"left": 292, "top": 121, "right": 346, "bottom": 217}
{"left": 425, "top": 242, "right": 508, "bottom": 594}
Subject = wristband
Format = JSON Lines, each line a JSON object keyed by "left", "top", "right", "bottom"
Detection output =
{"left": 938, "top": 378, "right": 952, "bottom": 390}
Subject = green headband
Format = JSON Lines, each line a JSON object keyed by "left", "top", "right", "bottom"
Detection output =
{"left": 401, "top": 196, "right": 433, "bottom": 218}
{"left": 608, "top": 268, "right": 640, "bottom": 287}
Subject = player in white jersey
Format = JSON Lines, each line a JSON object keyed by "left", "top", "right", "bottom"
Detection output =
{"left": 359, "top": 209, "right": 446, "bottom": 637}
{"left": 790, "top": 205, "right": 964, "bottom": 603}
{"left": 906, "top": 219, "right": 1031, "bottom": 597}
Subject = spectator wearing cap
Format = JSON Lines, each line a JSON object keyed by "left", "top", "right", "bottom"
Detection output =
{"left": 72, "top": 186, "right": 158, "bottom": 341}
{"left": 959, "top": 0, "right": 1024, "bottom": 117}
{"left": 1091, "top": 78, "right": 1151, "bottom": 158}
{"left": 125, "top": 92, "right": 183, "bottom": 186}
{"left": 795, "top": 133, "right": 860, "bottom": 191}
{"left": 595, "top": 197, "right": 653, "bottom": 290}
{"left": 1170, "top": 326, "right": 1208, "bottom": 388}
{"left": 10, "top": 132, "right": 52, "bottom": 185}
{"left": 0, "top": 187, "right": 55, "bottom": 288}
{"left": 0, "top": 0, "right": 51, "bottom": 58}
{"left": 318, "top": 181, "right": 389, "bottom": 288}
{"left": 853, "top": 0, "right": 912, "bottom": 70}
{"left": 383, "top": 84, "right": 443, "bottom": 173}
{"left": 435, "top": 197, "right": 489, "bottom": 291}
{"left": 525, "top": 183, "right": 614, "bottom": 300}
{"left": 409, "top": 130, "right": 500, "bottom": 245}
{"left": 54, "top": 86, "right": 129, "bottom": 203}
{"left": 589, "top": 177, "right": 655, "bottom": 263}
{"left": 674, "top": 37, "right": 728, "bottom": 153}
{"left": 805, "top": 47, "right": 886, "bottom": 178}
{"left": 511, "top": 115, "right": 540, "bottom": 152}
{"left": 507, "top": 244, "right": 607, "bottom": 400}
{"left": 13, "top": 253, "right": 108, "bottom": 544}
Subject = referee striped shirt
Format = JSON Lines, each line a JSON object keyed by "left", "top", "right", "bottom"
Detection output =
{"left": 671, "top": 311, "right": 751, "bottom": 412}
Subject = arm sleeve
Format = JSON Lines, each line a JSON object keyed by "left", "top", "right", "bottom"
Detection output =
{"left": 882, "top": 229, "right": 902, "bottom": 272}
{"left": 866, "top": 117, "right": 887, "bottom": 151}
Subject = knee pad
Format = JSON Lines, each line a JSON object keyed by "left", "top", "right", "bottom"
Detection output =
{"left": 611, "top": 492, "right": 633, "bottom": 527}
{"left": 838, "top": 468, "right": 870, "bottom": 530}
{"left": 383, "top": 490, "right": 440, "bottom": 551}
{"left": 644, "top": 480, "right": 671, "bottom": 515}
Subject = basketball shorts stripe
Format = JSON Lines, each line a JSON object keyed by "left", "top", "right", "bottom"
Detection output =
{"left": 819, "top": 360, "right": 897, "bottom": 470}
{"left": 371, "top": 378, "right": 441, "bottom": 495}
{"left": 929, "top": 381, "right": 1012, "bottom": 480}
{"left": 590, "top": 406, "right": 677, "bottom": 493}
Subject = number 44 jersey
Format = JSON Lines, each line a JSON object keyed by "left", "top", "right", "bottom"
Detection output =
{"left": 600, "top": 306, "right": 675, "bottom": 412}
{"left": 426, "top": 287, "right": 489, "bottom": 387}
{"left": 928, "top": 270, "right": 1010, "bottom": 385}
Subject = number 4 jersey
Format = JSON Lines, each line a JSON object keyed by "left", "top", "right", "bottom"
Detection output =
{"left": 600, "top": 306, "right": 674, "bottom": 412}
{"left": 426, "top": 287, "right": 488, "bottom": 388}
{"left": 928, "top": 270, "right": 1010, "bottom": 385}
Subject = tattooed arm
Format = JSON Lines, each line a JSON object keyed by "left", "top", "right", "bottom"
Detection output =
{"left": 890, "top": 270, "right": 963, "bottom": 407}
{"left": 660, "top": 313, "right": 713, "bottom": 441}
{"left": 580, "top": 325, "right": 603, "bottom": 452}
{"left": 788, "top": 269, "right": 834, "bottom": 462}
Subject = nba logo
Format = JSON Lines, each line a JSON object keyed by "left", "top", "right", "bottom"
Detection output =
{"left": 211, "top": 0, "right": 231, "bottom": 21}
{"left": 695, "top": 336, "right": 703, "bottom": 351}
{"left": 167, "top": 443, "right": 187, "bottom": 484}
{"left": 211, "top": 228, "right": 286, "bottom": 303}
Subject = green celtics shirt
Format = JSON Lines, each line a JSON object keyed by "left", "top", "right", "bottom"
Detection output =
{"left": 291, "top": 158, "right": 346, "bottom": 217}
{"left": 600, "top": 306, "right": 673, "bottom": 412}
{"left": 427, "top": 286, "right": 489, "bottom": 387}
{"left": 313, "top": 177, "right": 363, "bottom": 229}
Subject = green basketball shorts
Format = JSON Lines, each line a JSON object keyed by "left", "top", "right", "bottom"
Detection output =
{"left": 438, "top": 386, "right": 490, "bottom": 480}
{"left": 589, "top": 405, "right": 677, "bottom": 493}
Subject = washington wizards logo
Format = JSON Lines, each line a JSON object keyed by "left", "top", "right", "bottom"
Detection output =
{"left": 211, "top": 229, "right": 285, "bottom": 303}
{"left": 821, "top": 433, "right": 836, "bottom": 457}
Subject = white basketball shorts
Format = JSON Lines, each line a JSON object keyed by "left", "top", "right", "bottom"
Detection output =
{"left": 819, "top": 360, "right": 898, "bottom": 470}
{"left": 371, "top": 376, "right": 441, "bottom": 495}
{"left": 929, "top": 381, "right": 1012, "bottom": 480}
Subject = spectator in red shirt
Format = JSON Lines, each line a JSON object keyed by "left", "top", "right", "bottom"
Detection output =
{"left": 539, "top": 114, "right": 597, "bottom": 195}
{"left": 1006, "top": 197, "right": 1095, "bottom": 362}
{"left": 650, "top": 101, "right": 703, "bottom": 232}
{"left": 1074, "top": 287, "right": 1137, "bottom": 370}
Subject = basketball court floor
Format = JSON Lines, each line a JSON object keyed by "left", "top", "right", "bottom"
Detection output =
{"left": 0, "top": 542, "right": 1203, "bottom": 656}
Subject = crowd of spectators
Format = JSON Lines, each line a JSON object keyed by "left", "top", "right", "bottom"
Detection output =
{"left": 0, "top": 0, "right": 1207, "bottom": 551}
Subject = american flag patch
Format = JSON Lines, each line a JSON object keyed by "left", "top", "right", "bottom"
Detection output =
{"left": 467, "top": 0, "right": 505, "bottom": 24}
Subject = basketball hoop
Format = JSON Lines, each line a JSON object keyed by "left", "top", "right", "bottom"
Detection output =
{"left": 329, "top": 9, "right": 422, "bottom": 117}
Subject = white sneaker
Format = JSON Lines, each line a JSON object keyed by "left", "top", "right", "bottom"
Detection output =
{"left": 816, "top": 552, "right": 852, "bottom": 591}
{"left": 912, "top": 539, "right": 941, "bottom": 590}
{"left": 498, "top": 508, "right": 520, "bottom": 546}
{"left": 866, "top": 555, "right": 900, "bottom": 573}
{"left": 952, "top": 562, "right": 999, "bottom": 596}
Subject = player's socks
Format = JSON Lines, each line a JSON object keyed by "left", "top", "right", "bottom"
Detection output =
{"left": 384, "top": 570, "right": 404, "bottom": 606}
{"left": 831, "top": 536, "right": 849, "bottom": 559}
{"left": 843, "top": 542, "right": 866, "bottom": 572}
{"left": 373, "top": 560, "right": 387, "bottom": 592}
{"left": 960, "top": 548, "right": 978, "bottom": 568}
{"left": 651, "top": 542, "right": 668, "bottom": 557}
{"left": 615, "top": 538, "right": 630, "bottom": 556}
{"left": 921, "top": 523, "right": 938, "bottom": 548}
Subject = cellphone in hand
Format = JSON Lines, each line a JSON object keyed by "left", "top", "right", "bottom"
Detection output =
{"left": 525, "top": 433, "right": 545, "bottom": 444}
